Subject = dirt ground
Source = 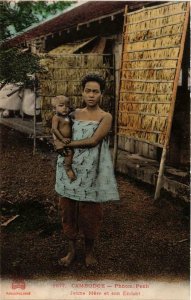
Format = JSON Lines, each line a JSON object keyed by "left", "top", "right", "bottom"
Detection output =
{"left": 0, "top": 124, "right": 190, "bottom": 281}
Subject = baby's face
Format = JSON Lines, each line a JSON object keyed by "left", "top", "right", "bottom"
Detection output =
{"left": 56, "top": 101, "right": 70, "bottom": 116}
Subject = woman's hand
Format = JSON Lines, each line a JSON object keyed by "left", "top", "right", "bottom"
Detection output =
{"left": 62, "top": 138, "right": 71, "bottom": 145}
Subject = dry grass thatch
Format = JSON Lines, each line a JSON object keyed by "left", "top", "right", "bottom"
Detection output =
{"left": 118, "top": 1, "right": 188, "bottom": 147}
{"left": 38, "top": 54, "right": 114, "bottom": 130}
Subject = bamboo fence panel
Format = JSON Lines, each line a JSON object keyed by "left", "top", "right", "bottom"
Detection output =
{"left": 118, "top": 1, "right": 189, "bottom": 147}
{"left": 37, "top": 53, "right": 114, "bottom": 131}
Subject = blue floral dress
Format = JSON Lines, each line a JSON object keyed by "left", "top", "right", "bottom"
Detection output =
{"left": 55, "top": 120, "right": 120, "bottom": 203}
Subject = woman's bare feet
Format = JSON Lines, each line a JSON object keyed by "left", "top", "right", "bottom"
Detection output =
{"left": 85, "top": 238, "right": 98, "bottom": 267}
{"left": 59, "top": 251, "right": 75, "bottom": 267}
{"left": 59, "top": 240, "right": 75, "bottom": 267}
{"left": 85, "top": 252, "right": 98, "bottom": 267}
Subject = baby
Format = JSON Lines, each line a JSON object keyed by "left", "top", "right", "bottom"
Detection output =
{"left": 51, "top": 95, "right": 76, "bottom": 182}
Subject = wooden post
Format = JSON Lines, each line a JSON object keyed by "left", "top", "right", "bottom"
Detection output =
{"left": 154, "top": 146, "right": 167, "bottom": 201}
{"left": 154, "top": 3, "right": 190, "bottom": 202}
{"left": 113, "top": 5, "right": 128, "bottom": 167}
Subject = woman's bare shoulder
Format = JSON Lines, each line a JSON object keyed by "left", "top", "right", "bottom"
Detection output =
{"left": 100, "top": 110, "right": 112, "bottom": 121}
{"left": 70, "top": 108, "right": 82, "bottom": 119}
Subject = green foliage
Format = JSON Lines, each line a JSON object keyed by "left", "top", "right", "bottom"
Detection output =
{"left": 0, "top": 1, "right": 75, "bottom": 40}
{"left": 0, "top": 1, "right": 74, "bottom": 86}
{"left": 0, "top": 48, "right": 41, "bottom": 85}
{"left": 0, "top": 2, "right": 36, "bottom": 40}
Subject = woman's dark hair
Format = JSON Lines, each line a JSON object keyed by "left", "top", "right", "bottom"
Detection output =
{"left": 81, "top": 73, "right": 105, "bottom": 92}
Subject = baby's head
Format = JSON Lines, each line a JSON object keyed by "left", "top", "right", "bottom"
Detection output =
{"left": 51, "top": 95, "right": 70, "bottom": 115}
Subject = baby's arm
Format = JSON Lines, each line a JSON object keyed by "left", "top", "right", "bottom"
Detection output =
{"left": 66, "top": 113, "right": 112, "bottom": 148}
{"left": 51, "top": 115, "right": 70, "bottom": 144}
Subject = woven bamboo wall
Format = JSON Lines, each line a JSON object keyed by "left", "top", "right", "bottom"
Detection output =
{"left": 118, "top": 1, "right": 189, "bottom": 148}
{"left": 38, "top": 54, "right": 114, "bottom": 131}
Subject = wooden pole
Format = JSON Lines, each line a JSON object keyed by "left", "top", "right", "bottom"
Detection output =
{"left": 154, "top": 146, "right": 167, "bottom": 201}
{"left": 113, "top": 5, "right": 128, "bottom": 167}
{"left": 154, "top": 3, "right": 190, "bottom": 202}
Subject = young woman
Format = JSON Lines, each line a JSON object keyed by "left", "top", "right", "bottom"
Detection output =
{"left": 55, "top": 73, "right": 120, "bottom": 267}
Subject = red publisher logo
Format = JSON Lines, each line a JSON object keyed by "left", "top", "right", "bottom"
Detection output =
{"left": 11, "top": 280, "right": 26, "bottom": 290}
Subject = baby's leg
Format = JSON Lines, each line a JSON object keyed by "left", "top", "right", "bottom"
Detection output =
{"left": 64, "top": 149, "right": 76, "bottom": 182}
{"left": 54, "top": 139, "right": 65, "bottom": 151}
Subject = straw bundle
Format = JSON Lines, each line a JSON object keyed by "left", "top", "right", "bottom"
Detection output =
{"left": 120, "top": 93, "right": 172, "bottom": 103}
{"left": 127, "top": 14, "right": 185, "bottom": 33}
{"left": 122, "top": 69, "right": 175, "bottom": 81}
{"left": 118, "top": 113, "right": 167, "bottom": 132}
{"left": 125, "top": 34, "right": 182, "bottom": 52}
{"left": 127, "top": 24, "right": 183, "bottom": 43}
{"left": 127, "top": 2, "right": 187, "bottom": 24}
{"left": 120, "top": 81, "right": 173, "bottom": 94}
{"left": 119, "top": 103, "right": 170, "bottom": 115}
{"left": 47, "top": 68, "right": 109, "bottom": 81}
{"left": 122, "top": 57, "right": 178, "bottom": 69}
{"left": 127, "top": 48, "right": 180, "bottom": 60}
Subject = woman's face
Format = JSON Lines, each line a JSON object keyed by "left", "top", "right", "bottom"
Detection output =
{"left": 82, "top": 81, "right": 102, "bottom": 107}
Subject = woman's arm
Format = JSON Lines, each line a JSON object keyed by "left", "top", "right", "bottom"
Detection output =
{"left": 68, "top": 113, "right": 112, "bottom": 148}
